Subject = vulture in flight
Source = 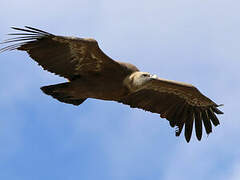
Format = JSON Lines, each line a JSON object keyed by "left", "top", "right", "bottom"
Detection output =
{"left": 0, "top": 26, "right": 223, "bottom": 142}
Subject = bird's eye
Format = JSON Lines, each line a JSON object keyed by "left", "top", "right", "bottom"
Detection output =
{"left": 142, "top": 74, "right": 149, "bottom": 77}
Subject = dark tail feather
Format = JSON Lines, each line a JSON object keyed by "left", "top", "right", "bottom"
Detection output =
{"left": 40, "top": 83, "right": 86, "bottom": 106}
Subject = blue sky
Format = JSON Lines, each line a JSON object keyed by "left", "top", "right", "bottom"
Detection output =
{"left": 0, "top": 0, "right": 239, "bottom": 179}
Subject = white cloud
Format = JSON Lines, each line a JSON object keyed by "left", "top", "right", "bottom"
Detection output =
{"left": 229, "top": 162, "right": 240, "bottom": 180}
{"left": 0, "top": 0, "right": 240, "bottom": 179}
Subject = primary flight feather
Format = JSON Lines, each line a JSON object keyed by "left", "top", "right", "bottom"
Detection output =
{"left": 0, "top": 26, "right": 223, "bottom": 142}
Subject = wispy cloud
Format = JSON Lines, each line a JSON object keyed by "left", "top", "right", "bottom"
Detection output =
{"left": 0, "top": 0, "right": 239, "bottom": 179}
{"left": 229, "top": 162, "right": 240, "bottom": 180}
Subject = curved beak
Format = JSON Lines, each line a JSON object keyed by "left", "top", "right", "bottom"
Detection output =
{"left": 150, "top": 74, "right": 158, "bottom": 79}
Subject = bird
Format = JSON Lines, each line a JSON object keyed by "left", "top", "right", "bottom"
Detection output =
{"left": 0, "top": 26, "right": 223, "bottom": 142}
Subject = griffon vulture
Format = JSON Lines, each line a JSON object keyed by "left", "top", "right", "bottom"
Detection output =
{"left": 0, "top": 26, "right": 223, "bottom": 142}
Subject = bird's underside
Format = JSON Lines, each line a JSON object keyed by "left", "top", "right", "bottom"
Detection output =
{"left": 0, "top": 26, "right": 224, "bottom": 142}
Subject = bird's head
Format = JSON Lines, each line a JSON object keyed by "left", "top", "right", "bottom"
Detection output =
{"left": 124, "top": 71, "right": 158, "bottom": 91}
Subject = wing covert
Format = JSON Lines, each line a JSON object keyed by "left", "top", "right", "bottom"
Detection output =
{"left": 0, "top": 26, "right": 125, "bottom": 80}
{"left": 120, "top": 77, "right": 223, "bottom": 142}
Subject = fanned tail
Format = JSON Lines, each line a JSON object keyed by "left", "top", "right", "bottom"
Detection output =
{"left": 41, "top": 83, "right": 86, "bottom": 106}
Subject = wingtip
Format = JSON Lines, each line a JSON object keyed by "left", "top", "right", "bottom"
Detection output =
{"left": 10, "top": 26, "right": 30, "bottom": 29}
{"left": 175, "top": 126, "right": 182, "bottom": 137}
{"left": 8, "top": 26, "right": 52, "bottom": 36}
{"left": 196, "top": 135, "right": 202, "bottom": 141}
{"left": 212, "top": 104, "right": 224, "bottom": 114}
{"left": 11, "top": 26, "right": 30, "bottom": 30}
{"left": 24, "top": 26, "right": 35, "bottom": 29}
{"left": 185, "top": 137, "right": 191, "bottom": 143}
{"left": 11, "top": 26, "right": 19, "bottom": 30}
{"left": 24, "top": 26, "right": 34, "bottom": 29}
{"left": 185, "top": 131, "right": 192, "bottom": 143}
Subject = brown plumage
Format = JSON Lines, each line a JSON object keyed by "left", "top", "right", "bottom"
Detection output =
{"left": 0, "top": 26, "right": 223, "bottom": 142}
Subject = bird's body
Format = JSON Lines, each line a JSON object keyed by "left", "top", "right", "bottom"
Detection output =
{"left": 0, "top": 26, "right": 223, "bottom": 142}
{"left": 45, "top": 73, "right": 129, "bottom": 102}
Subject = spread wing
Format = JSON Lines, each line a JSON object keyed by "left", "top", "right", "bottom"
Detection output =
{"left": 120, "top": 78, "right": 223, "bottom": 142}
{"left": 0, "top": 26, "right": 125, "bottom": 80}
